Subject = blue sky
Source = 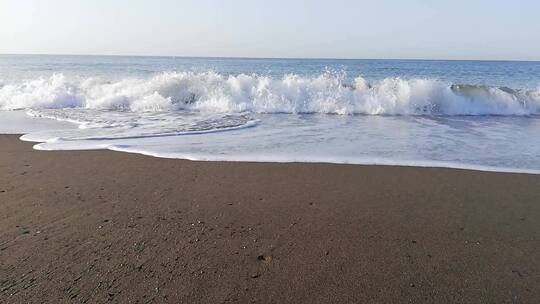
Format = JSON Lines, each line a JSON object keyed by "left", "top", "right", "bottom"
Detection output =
{"left": 1, "top": 0, "right": 539, "bottom": 60}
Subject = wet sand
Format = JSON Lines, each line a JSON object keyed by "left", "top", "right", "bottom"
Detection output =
{"left": 1, "top": 134, "right": 539, "bottom": 303}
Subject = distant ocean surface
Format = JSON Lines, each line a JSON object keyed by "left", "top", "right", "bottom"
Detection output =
{"left": 1, "top": 54, "right": 540, "bottom": 173}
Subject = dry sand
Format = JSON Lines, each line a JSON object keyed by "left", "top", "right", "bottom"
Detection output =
{"left": 1, "top": 134, "right": 539, "bottom": 303}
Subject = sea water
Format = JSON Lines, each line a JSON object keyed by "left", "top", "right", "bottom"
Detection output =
{"left": 1, "top": 54, "right": 540, "bottom": 173}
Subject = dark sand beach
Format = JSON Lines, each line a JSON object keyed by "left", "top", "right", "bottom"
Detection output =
{"left": 1, "top": 134, "right": 539, "bottom": 303}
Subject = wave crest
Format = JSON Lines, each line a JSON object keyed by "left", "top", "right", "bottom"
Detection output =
{"left": 1, "top": 72, "right": 539, "bottom": 115}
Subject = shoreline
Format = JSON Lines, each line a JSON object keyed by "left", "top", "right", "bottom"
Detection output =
{"left": 4, "top": 110, "right": 540, "bottom": 176}
{"left": 12, "top": 132, "right": 540, "bottom": 175}
{"left": 1, "top": 134, "right": 540, "bottom": 303}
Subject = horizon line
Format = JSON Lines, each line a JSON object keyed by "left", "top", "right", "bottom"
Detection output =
{"left": 1, "top": 52, "right": 539, "bottom": 63}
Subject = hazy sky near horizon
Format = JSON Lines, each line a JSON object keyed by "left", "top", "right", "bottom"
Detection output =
{"left": 1, "top": 0, "right": 539, "bottom": 60}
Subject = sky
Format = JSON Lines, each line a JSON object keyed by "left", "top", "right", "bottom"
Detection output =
{"left": 0, "top": 0, "right": 539, "bottom": 61}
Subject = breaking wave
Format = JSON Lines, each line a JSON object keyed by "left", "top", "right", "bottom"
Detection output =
{"left": 1, "top": 72, "right": 539, "bottom": 115}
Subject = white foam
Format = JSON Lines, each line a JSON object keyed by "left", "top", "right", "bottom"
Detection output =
{"left": 1, "top": 72, "right": 539, "bottom": 115}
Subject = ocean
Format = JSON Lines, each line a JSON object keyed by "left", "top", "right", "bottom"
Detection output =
{"left": 1, "top": 54, "right": 540, "bottom": 173}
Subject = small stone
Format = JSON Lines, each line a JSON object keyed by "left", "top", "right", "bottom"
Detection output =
{"left": 257, "top": 255, "right": 272, "bottom": 262}
{"left": 251, "top": 273, "right": 260, "bottom": 279}
{"left": 512, "top": 270, "right": 524, "bottom": 277}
